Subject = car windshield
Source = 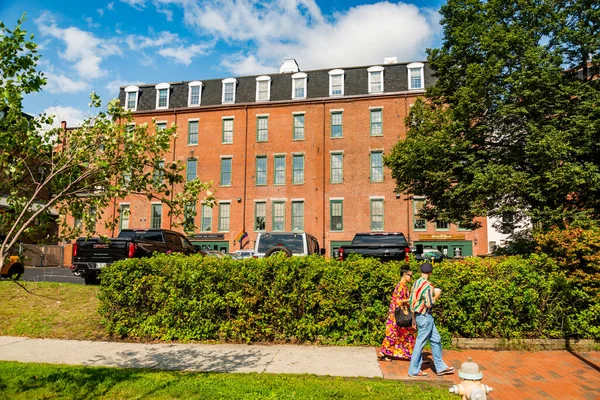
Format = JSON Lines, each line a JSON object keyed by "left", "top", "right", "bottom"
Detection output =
{"left": 351, "top": 234, "right": 407, "bottom": 246}
{"left": 257, "top": 234, "right": 304, "bottom": 253}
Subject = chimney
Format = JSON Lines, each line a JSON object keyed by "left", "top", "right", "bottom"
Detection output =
{"left": 280, "top": 58, "right": 300, "bottom": 73}
{"left": 61, "top": 121, "right": 67, "bottom": 130}
{"left": 384, "top": 57, "right": 398, "bottom": 64}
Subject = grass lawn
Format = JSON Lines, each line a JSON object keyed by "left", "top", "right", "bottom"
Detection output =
{"left": 0, "top": 361, "right": 454, "bottom": 399}
{"left": 0, "top": 281, "right": 107, "bottom": 340}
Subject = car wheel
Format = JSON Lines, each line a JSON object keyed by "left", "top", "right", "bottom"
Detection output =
{"left": 7, "top": 264, "right": 23, "bottom": 281}
{"left": 84, "top": 275, "right": 99, "bottom": 285}
{"left": 264, "top": 246, "right": 293, "bottom": 258}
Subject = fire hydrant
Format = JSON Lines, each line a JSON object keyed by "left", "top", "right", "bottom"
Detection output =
{"left": 449, "top": 357, "right": 493, "bottom": 400}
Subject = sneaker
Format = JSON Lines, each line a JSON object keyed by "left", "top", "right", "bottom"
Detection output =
{"left": 408, "top": 371, "right": 429, "bottom": 378}
{"left": 436, "top": 367, "right": 455, "bottom": 376}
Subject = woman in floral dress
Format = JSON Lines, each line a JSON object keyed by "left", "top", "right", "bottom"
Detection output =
{"left": 378, "top": 266, "right": 416, "bottom": 361}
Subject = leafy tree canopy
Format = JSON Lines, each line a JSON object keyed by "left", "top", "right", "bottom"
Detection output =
{"left": 0, "top": 15, "right": 213, "bottom": 264}
{"left": 384, "top": 0, "right": 600, "bottom": 233}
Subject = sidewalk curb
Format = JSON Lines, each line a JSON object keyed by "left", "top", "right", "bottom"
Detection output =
{"left": 453, "top": 338, "right": 599, "bottom": 351}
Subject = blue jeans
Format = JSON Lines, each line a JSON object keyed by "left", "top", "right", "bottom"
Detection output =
{"left": 408, "top": 312, "right": 448, "bottom": 376}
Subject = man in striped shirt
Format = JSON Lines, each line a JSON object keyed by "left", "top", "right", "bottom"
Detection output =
{"left": 407, "top": 262, "right": 455, "bottom": 377}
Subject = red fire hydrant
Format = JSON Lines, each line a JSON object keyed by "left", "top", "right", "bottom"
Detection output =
{"left": 449, "top": 357, "right": 493, "bottom": 400}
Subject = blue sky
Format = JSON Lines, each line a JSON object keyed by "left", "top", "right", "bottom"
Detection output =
{"left": 0, "top": 0, "right": 445, "bottom": 127}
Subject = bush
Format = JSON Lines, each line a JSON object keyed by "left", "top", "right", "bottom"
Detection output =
{"left": 98, "top": 253, "right": 598, "bottom": 344}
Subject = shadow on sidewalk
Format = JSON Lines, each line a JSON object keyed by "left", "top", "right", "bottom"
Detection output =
{"left": 566, "top": 337, "right": 600, "bottom": 373}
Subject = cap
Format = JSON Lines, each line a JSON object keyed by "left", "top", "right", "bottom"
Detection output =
{"left": 420, "top": 262, "right": 433, "bottom": 273}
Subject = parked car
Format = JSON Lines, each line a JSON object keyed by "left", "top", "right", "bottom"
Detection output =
{"left": 232, "top": 249, "right": 254, "bottom": 259}
{"left": 71, "top": 229, "right": 196, "bottom": 284}
{"left": 337, "top": 232, "right": 411, "bottom": 262}
{"left": 411, "top": 247, "right": 446, "bottom": 263}
{"left": 254, "top": 232, "right": 324, "bottom": 258}
{"left": 201, "top": 249, "right": 227, "bottom": 258}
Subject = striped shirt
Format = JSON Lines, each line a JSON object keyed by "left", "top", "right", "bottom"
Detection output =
{"left": 410, "top": 277, "right": 434, "bottom": 314}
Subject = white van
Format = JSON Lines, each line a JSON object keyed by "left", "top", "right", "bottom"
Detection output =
{"left": 254, "top": 232, "right": 324, "bottom": 258}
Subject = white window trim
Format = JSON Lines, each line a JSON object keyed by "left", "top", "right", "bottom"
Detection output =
{"left": 291, "top": 198, "right": 305, "bottom": 202}
{"left": 220, "top": 155, "right": 233, "bottom": 159}
{"left": 221, "top": 78, "right": 237, "bottom": 104}
{"left": 255, "top": 75, "right": 271, "bottom": 102}
{"left": 329, "top": 197, "right": 344, "bottom": 201}
{"left": 124, "top": 86, "right": 140, "bottom": 111}
{"left": 254, "top": 199, "right": 268, "bottom": 203}
{"left": 367, "top": 66, "right": 384, "bottom": 93}
{"left": 155, "top": 82, "right": 171, "bottom": 110}
{"left": 407, "top": 62, "right": 425, "bottom": 90}
{"left": 329, "top": 150, "right": 344, "bottom": 154}
{"left": 292, "top": 111, "right": 305, "bottom": 115}
{"left": 369, "top": 196, "right": 385, "bottom": 200}
{"left": 291, "top": 72, "right": 307, "bottom": 100}
{"left": 330, "top": 108, "right": 344, "bottom": 113}
{"left": 222, "top": 115, "right": 235, "bottom": 120}
{"left": 328, "top": 69, "right": 345, "bottom": 96}
{"left": 188, "top": 81, "right": 203, "bottom": 107}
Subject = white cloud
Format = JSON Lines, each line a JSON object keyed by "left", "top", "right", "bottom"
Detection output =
{"left": 85, "top": 16, "right": 100, "bottom": 28}
{"left": 107, "top": 2, "right": 115, "bottom": 11}
{"left": 125, "top": 31, "right": 182, "bottom": 50}
{"left": 35, "top": 12, "right": 122, "bottom": 79}
{"left": 158, "top": 43, "right": 211, "bottom": 65}
{"left": 141, "top": 1, "right": 441, "bottom": 75}
{"left": 104, "top": 79, "right": 144, "bottom": 96}
{"left": 44, "top": 72, "right": 91, "bottom": 94}
{"left": 120, "top": 0, "right": 147, "bottom": 9}
{"left": 41, "top": 106, "right": 87, "bottom": 128}
{"left": 97, "top": 9, "right": 104, "bottom": 17}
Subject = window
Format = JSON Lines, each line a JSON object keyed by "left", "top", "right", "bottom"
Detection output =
{"left": 274, "top": 155, "right": 286, "bottom": 185}
{"left": 156, "top": 122, "right": 166, "bottom": 132}
{"left": 292, "top": 201, "right": 304, "bottom": 231}
{"left": 330, "top": 199, "right": 343, "bottom": 231}
{"left": 254, "top": 202, "right": 266, "bottom": 231}
{"left": 122, "top": 172, "right": 131, "bottom": 188}
{"left": 119, "top": 204, "right": 130, "bottom": 231}
{"left": 292, "top": 72, "right": 307, "bottom": 99}
{"left": 292, "top": 154, "right": 304, "bottom": 184}
{"left": 155, "top": 83, "right": 170, "bottom": 109}
{"left": 188, "top": 81, "right": 202, "bottom": 106}
{"left": 370, "top": 109, "right": 382, "bottom": 136}
{"left": 436, "top": 220, "right": 449, "bottom": 230}
{"left": 218, "top": 202, "right": 230, "bottom": 231}
{"left": 222, "top": 117, "right": 233, "bottom": 144}
{"left": 188, "top": 119, "right": 198, "bottom": 145}
{"left": 256, "top": 156, "right": 267, "bottom": 185}
{"left": 330, "top": 152, "right": 343, "bottom": 183}
{"left": 293, "top": 113, "right": 305, "bottom": 140}
{"left": 124, "top": 86, "right": 139, "bottom": 111}
{"left": 370, "top": 151, "right": 384, "bottom": 182}
{"left": 201, "top": 205, "right": 212, "bottom": 232}
{"left": 255, "top": 76, "right": 271, "bottom": 101}
{"left": 184, "top": 203, "right": 196, "bottom": 230}
{"left": 272, "top": 201, "right": 285, "bottom": 231}
{"left": 222, "top": 78, "right": 236, "bottom": 104}
{"left": 331, "top": 111, "right": 343, "bottom": 138}
{"left": 153, "top": 160, "right": 164, "bottom": 186}
{"left": 186, "top": 159, "right": 197, "bottom": 181}
{"left": 368, "top": 66, "right": 384, "bottom": 93}
{"left": 407, "top": 62, "right": 424, "bottom": 90}
{"left": 413, "top": 198, "right": 426, "bottom": 230}
{"left": 220, "top": 157, "right": 232, "bottom": 186}
{"left": 370, "top": 199, "right": 384, "bottom": 231}
{"left": 329, "top": 69, "right": 344, "bottom": 96}
{"left": 151, "top": 204, "right": 162, "bottom": 229}
{"left": 256, "top": 116, "right": 269, "bottom": 142}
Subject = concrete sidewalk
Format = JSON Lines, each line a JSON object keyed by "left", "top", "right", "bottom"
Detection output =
{"left": 0, "top": 336, "right": 381, "bottom": 377}
{"left": 1, "top": 336, "right": 599, "bottom": 399}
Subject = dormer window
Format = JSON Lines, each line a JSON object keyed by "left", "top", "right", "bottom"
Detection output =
{"left": 329, "top": 69, "right": 344, "bottom": 96}
{"left": 255, "top": 76, "right": 271, "bottom": 102}
{"left": 155, "top": 83, "right": 171, "bottom": 109}
{"left": 188, "top": 81, "right": 203, "bottom": 106}
{"left": 368, "top": 66, "right": 384, "bottom": 93}
{"left": 292, "top": 72, "right": 307, "bottom": 99}
{"left": 222, "top": 78, "right": 237, "bottom": 104}
{"left": 407, "top": 62, "right": 425, "bottom": 90}
{"left": 124, "top": 86, "right": 140, "bottom": 111}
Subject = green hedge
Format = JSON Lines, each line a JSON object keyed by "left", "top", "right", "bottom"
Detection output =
{"left": 98, "top": 253, "right": 598, "bottom": 344}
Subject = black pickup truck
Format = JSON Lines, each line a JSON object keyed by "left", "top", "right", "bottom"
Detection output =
{"left": 337, "top": 232, "right": 411, "bottom": 262}
{"left": 71, "top": 229, "right": 196, "bottom": 284}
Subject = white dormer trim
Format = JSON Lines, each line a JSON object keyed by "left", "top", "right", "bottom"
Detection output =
{"left": 255, "top": 75, "right": 271, "bottom": 102}
{"left": 328, "top": 69, "right": 345, "bottom": 96}
{"left": 188, "top": 81, "right": 203, "bottom": 107}
{"left": 155, "top": 82, "right": 171, "bottom": 110}
{"left": 124, "top": 85, "right": 140, "bottom": 111}
{"left": 368, "top": 66, "right": 384, "bottom": 93}
{"left": 407, "top": 62, "right": 425, "bottom": 90}
{"left": 292, "top": 72, "right": 307, "bottom": 100}
{"left": 222, "top": 78, "right": 237, "bottom": 104}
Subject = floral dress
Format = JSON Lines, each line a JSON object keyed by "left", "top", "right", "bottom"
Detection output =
{"left": 379, "top": 280, "right": 416, "bottom": 359}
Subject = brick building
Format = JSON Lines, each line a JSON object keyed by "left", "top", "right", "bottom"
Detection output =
{"left": 87, "top": 58, "right": 487, "bottom": 257}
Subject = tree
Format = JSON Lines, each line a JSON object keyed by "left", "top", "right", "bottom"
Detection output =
{"left": 0, "top": 16, "right": 213, "bottom": 268}
{"left": 384, "top": 0, "right": 600, "bottom": 232}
